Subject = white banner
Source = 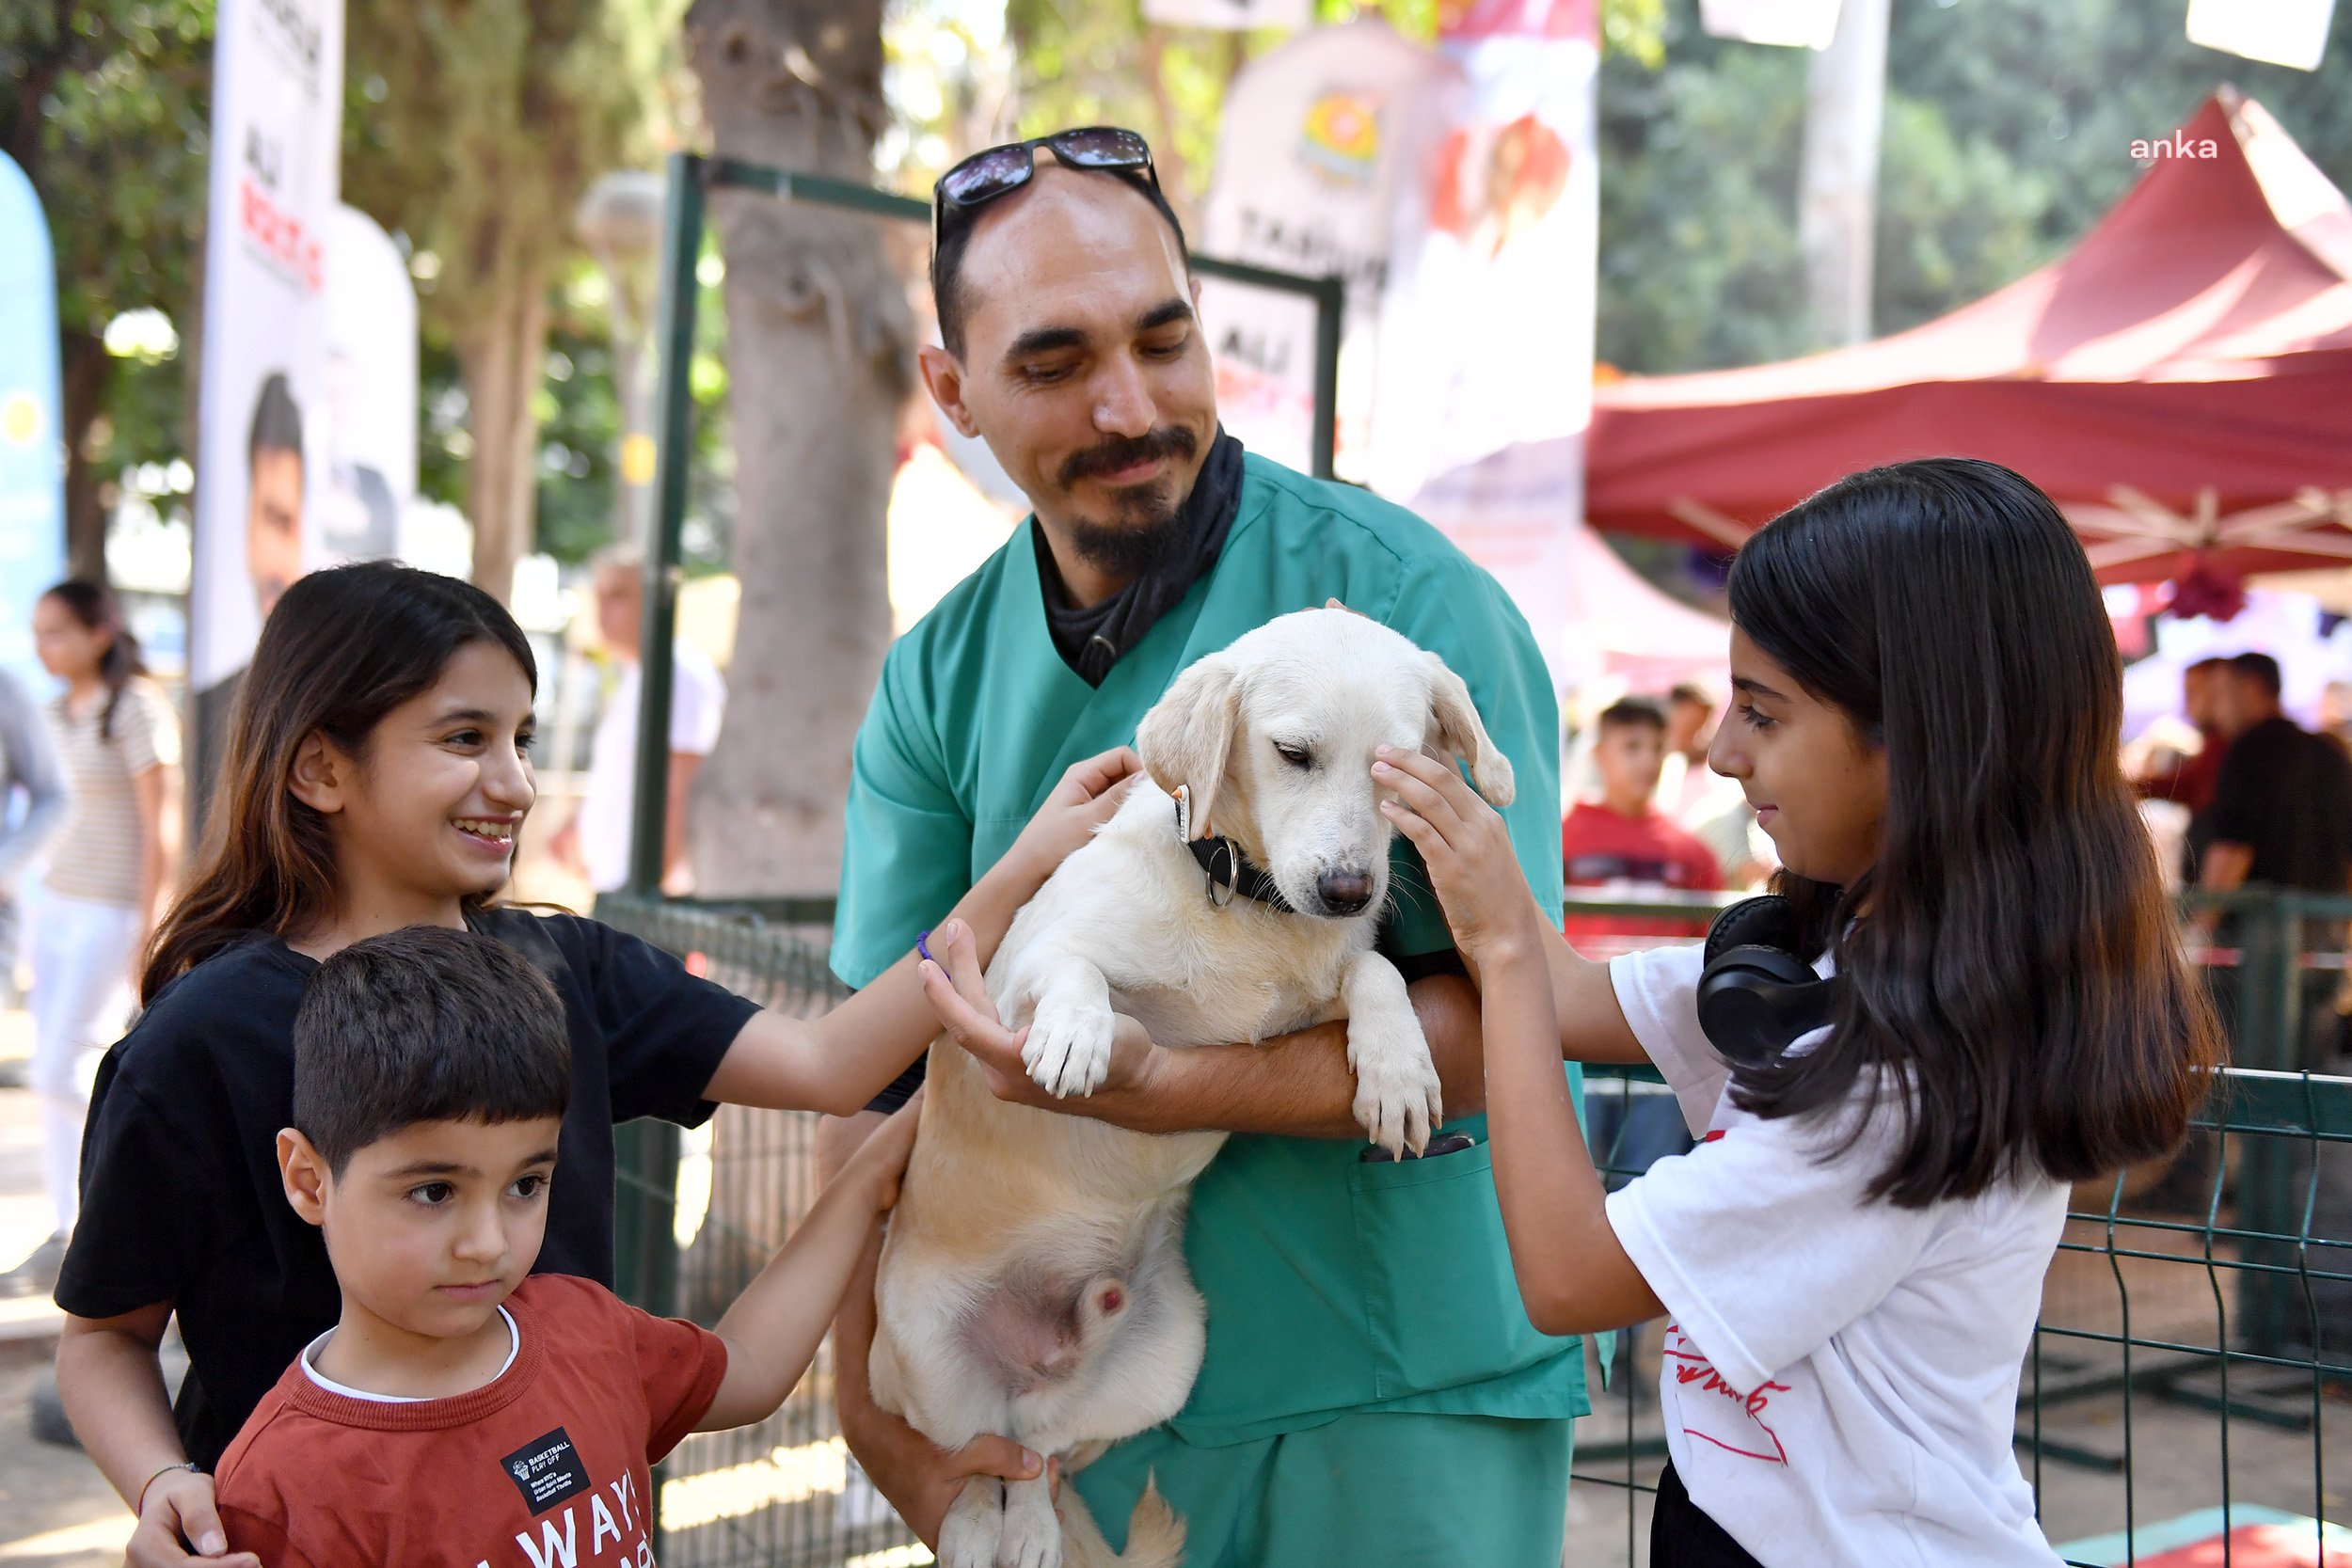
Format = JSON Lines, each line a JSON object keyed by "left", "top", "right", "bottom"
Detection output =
{"left": 1196, "top": 19, "right": 1451, "bottom": 478}
{"left": 1372, "top": 0, "right": 1599, "bottom": 688}
{"left": 2186, "top": 0, "right": 2336, "bottom": 71}
{"left": 191, "top": 0, "right": 344, "bottom": 713}
{"left": 1699, "top": 0, "right": 1845, "bottom": 49}
{"left": 1143, "top": 0, "right": 1311, "bottom": 29}
{"left": 319, "top": 203, "right": 417, "bottom": 567}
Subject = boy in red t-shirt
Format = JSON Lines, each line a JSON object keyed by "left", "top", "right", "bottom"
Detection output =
{"left": 212, "top": 927, "right": 923, "bottom": 1567}
{"left": 1561, "top": 697, "right": 1724, "bottom": 953}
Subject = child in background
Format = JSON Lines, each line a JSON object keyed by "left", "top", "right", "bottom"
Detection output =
{"left": 1560, "top": 697, "right": 1721, "bottom": 953}
{"left": 1376, "top": 458, "right": 2219, "bottom": 1567}
{"left": 214, "top": 925, "right": 920, "bottom": 1565}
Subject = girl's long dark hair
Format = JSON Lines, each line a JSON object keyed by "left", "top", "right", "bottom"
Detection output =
{"left": 42, "top": 580, "right": 147, "bottom": 741}
{"left": 142, "top": 562, "right": 536, "bottom": 1002}
{"left": 1727, "top": 458, "right": 2223, "bottom": 1207}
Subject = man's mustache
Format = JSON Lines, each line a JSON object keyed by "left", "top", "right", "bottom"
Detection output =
{"left": 1059, "top": 426, "right": 1198, "bottom": 487}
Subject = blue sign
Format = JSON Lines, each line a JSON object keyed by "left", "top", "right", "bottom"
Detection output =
{"left": 0, "top": 150, "right": 65, "bottom": 691}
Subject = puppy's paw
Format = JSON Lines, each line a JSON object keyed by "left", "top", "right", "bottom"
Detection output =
{"left": 1346, "top": 1018, "right": 1444, "bottom": 1159}
{"left": 999, "top": 1474, "right": 1062, "bottom": 1568}
{"left": 1023, "top": 996, "right": 1117, "bottom": 1099}
{"left": 939, "top": 1476, "right": 1005, "bottom": 1568}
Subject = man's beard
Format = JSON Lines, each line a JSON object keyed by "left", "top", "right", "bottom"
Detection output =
{"left": 1058, "top": 426, "right": 1199, "bottom": 580}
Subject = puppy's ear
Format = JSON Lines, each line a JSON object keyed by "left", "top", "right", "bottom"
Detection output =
{"left": 1423, "top": 653, "right": 1516, "bottom": 807}
{"left": 1136, "top": 656, "right": 1241, "bottom": 839}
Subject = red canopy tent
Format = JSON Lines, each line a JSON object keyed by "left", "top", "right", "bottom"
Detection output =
{"left": 1584, "top": 89, "right": 2352, "bottom": 586}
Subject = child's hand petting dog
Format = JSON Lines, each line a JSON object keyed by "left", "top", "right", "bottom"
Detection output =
{"left": 1375, "top": 745, "right": 1549, "bottom": 982}
{"left": 919, "top": 921, "right": 1158, "bottom": 1109}
{"left": 998, "top": 746, "right": 1143, "bottom": 891}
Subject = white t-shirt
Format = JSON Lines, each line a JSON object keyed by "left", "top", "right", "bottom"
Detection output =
{"left": 299, "top": 1307, "right": 519, "bottom": 1403}
{"left": 1604, "top": 942, "right": 2068, "bottom": 1568}
{"left": 580, "top": 646, "right": 726, "bottom": 894}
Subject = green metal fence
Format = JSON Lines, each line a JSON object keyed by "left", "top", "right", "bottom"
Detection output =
{"left": 600, "top": 887, "right": 2352, "bottom": 1567}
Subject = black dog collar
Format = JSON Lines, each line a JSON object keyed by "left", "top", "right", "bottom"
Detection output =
{"left": 1174, "top": 795, "right": 1295, "bottom": 913}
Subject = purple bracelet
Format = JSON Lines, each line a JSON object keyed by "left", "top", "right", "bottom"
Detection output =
{"left": 916, "top": 929, "right": 934, "bottom": 964}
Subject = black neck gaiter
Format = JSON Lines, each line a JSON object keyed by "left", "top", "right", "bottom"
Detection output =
{"left": 1035, "top": 429, "right": 1246, "bottom": 687}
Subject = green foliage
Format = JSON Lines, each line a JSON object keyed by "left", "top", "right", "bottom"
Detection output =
{"left": 1596, "top": 34, "right": 1814, "bottom": 372}
{"left": 1597, "top": 0, "right": 2352, "bottom": 375}
{"left": 1, "top": 2, "right": 211, "bottom": 343}
{"left": 515, "top": 251, "right": 735, "bottom": 572}
{"left": 342, "top": 0, "right": 673, "bottom": 342}
{"left": 1891, "top": 0, "right": 2352, "bottom": 255}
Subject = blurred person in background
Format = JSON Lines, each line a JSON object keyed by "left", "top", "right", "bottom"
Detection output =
{"left": 2198, "top": 653, "right": 2352, "bottom": 1343}
{"left": 1654, "top": 681, "right": 1769, "bottom": 887}
{"left": 2196, "top": 653, "right": 2352, "bottom": 1039}
{"left": 548, "top": 546, "right": 725, "bottom": 899}
{"left": 0, "top": 662, "right": 70, "bottom": 1012}
{"left": 2139, "top": 657, "right": 2233, "bottom": 815}
{"left": 5, "top": 582, "right": 181, "bottom": 1296}
{"left": 1563, "top": 696, "right": 1723, "bottom": 953}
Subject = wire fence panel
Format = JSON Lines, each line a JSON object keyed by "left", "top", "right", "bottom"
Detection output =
{"left": 600, "top": 890, "right": 2352, "bottom": 1568}
{"left": 600, "top": 895, "right": 915, "bottom": 1568}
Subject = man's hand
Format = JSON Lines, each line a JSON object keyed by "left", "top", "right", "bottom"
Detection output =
{"left": 130, "top": 1468, "right": 260, "bottom": 1568}
{"left": 919, "top": 921, "right": 1158, "bottom": 1109}
{"left": 840, "top": 1396, "right": 1044, "bottom": 1548}
{"left": 994, "top": 747, "right": 1145, "bottom": 895}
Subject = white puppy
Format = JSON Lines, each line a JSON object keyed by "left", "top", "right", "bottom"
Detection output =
{"left": 869, "top": 608, "right": 1515, "bottom": 1568}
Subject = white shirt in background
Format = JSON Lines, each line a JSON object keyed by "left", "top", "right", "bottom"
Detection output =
{"left": 580, "top": 645, "right": 725, "bottom": 895}
{"left": 1603, "top": 942, "right": 2068, "bottom": 1568}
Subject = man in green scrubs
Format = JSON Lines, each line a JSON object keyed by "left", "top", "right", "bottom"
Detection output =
{"left": 822, "top": 130, "right": 1583, "bottom": 1565}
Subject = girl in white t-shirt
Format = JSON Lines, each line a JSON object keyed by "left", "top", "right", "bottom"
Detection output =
{"left": 1375, "top": 457, "right": 2221, "bottom": 1568}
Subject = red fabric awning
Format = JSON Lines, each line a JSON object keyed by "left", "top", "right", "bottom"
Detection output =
{"left": 1585, "top": 89, "right": 2352, "bottom": 583}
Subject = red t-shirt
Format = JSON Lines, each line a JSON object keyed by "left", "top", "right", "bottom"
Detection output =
{"left": 215, "top": 1274, "right": 727, "bottom": 1568}
{"left": 1561, "top": 800, "right": 1724, "bottom": 951}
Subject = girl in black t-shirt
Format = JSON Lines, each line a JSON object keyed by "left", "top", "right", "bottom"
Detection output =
{"left": 56, "top": 562, "right": 1129, "bottom": 1566}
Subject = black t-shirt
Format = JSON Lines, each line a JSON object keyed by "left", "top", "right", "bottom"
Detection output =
{"left": 54, "top": 908, "right": 758, "bottom": 1470}
{"left": 2205, "top": 716, "right": 2352, "bottom": 893}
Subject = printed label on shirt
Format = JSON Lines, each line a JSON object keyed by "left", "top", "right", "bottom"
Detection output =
{"left": 501, "top": 1427, "right": 593, "bottom": 1514}
{"left": 1663, "top": 1323, "right": 1790, "bottom": 1465}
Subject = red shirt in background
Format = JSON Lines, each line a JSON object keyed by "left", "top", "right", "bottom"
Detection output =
{"left": 1561, "top": 800, "right": 1724, "bottom": 952}
{"left": 215, "top": 1273, "right": 727, "bottom": 1568}
{"left": 2137, "top": 725, "right": 2229, "bottom": 816}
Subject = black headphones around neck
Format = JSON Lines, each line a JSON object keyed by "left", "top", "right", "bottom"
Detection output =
{"left": 1694, "top": 895, "right": 1840, "bottom": 1067}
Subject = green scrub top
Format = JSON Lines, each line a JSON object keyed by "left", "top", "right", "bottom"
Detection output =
{"left": 834, "top": 453, "right": 1585, "bottom": 1442}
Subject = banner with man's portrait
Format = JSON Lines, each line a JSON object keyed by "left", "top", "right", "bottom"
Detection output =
{"left": 189, "top": 0, "right": 345, "bottom": 800}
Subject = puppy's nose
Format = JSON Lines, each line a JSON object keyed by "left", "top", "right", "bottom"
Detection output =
{"left": 1317, "top": 868, "right": 1375, "bottom": 915}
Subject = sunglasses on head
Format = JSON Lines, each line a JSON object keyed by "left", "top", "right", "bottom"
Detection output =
{"left": 932, "top": 127, "right": 1159, "bottom": 248}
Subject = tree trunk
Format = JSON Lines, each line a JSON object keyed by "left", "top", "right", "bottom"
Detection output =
{"left": 683, "top": 0, "right": 912, "bottom": 898}
{"left": 60, "top": 330, "right": 110, "bottom": 583}
{"left": 458, "top": 273, "right": 550, "bottom": 605}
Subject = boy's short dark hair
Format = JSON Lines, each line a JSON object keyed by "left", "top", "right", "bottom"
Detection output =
{"left": 2232, "top": 651, "right": 2283, "bottom": 698}
{"left": 293, "top": 926, "right": 571, "bottom": 1176}
{"left": 1597, "top": 697, "right": 1669, "bottom": 735}
{"left": 1667, "top": 683, "right": 1712, "bottom": 709}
